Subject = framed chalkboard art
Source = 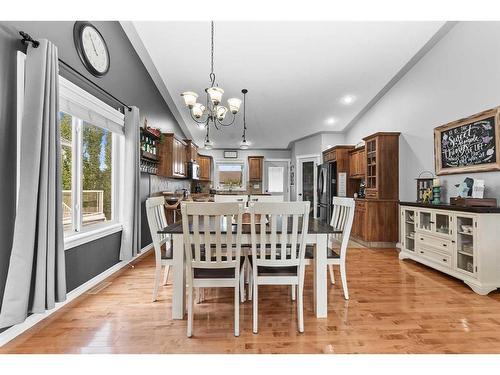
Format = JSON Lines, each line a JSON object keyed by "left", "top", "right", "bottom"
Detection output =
{"left": 434, "top": 107, "right": 500, "bottom": 175}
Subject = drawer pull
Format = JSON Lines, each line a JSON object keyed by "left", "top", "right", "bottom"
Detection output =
{"left": 420, "top": 251, "right": 424, "bottom": 254}
{"left": 420, "top": 238, "right": 424, "bottom": 241}
{"left": 443, "top": 258, "right": 447, "bottom": 262}
{"left": 443, "top": 244, "right": 447, "bottom": 247}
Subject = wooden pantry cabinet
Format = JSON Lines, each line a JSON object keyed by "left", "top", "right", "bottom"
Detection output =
{"left": 158, "top": 133, "right": 187, "bottom": 178}
{"left": 399, "top": 202, "right": 500, "bottom": 295}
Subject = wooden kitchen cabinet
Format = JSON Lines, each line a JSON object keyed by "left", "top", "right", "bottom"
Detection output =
{"left": 351, "top": 199, "right": 399, "bottom": 246}
{"left": 184, "top": 139, "right": 198, "bottom": 163}
{"left": 363, "top": 132, "right": 400, "bottom": 200}
{"left": 158, "top": 133, "right": 188, "bottom": 178}
{"left": 348, "top": 147, "right": 366, "bottom": 178}
{"left": 198, "top": 154, "right": 212, "bottom": 181}
{"left": 248, "top": 156, "right": 264, "bottom": 181}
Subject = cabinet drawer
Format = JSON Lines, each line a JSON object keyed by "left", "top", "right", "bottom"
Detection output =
{"left": 416, "top": 233, "right": 453, "bottom": 254}
{"left": 365, "top": 189, "right": 378, "bottom": 199}
{"left": 416, "top": 246, "right": 452, "bottom": 268}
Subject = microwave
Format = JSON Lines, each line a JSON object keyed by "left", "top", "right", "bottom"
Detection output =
{"left": 189, "top": 162, "right": 200, "bottom": 180}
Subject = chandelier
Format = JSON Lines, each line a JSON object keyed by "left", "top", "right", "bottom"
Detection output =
{"left": 181, "top": 21, "right": 249, "bottom": 150}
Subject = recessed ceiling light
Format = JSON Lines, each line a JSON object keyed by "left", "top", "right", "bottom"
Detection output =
{"left": 326, "top": 117, "right": 337, "bottom": 125}
{"left": 340, "top": 95, "right": 356, "bottom": 105}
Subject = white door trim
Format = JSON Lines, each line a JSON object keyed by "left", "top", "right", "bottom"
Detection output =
{"left": 295, "top": 154, "right": 320, "bottom": 218}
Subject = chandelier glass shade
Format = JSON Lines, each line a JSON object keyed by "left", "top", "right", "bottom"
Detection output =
{"left": 181, "top": 21, "right": 249, "bottom": 149}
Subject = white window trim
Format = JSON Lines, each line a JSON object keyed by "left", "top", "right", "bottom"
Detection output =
{"left": 214, "top": 159, "right": 247, "bottom": 191}
{"left": 16, "top": 53, "right": 125, "bottom": 251}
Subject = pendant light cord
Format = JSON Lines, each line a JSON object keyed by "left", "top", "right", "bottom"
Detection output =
{"left": 242, "top": 91, "right": 247, "bottom": 141}
{"left": 209, "top": 21, "right": 216, "bottom": 87}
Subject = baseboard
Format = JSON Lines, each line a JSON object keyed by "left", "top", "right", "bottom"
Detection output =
{"left": 0, "top": 244, "right": 153, "bottom": 348}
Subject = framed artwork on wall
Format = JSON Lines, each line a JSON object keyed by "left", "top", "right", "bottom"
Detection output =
{"left": 434, "top": 107, "right": 500, "bottom": 175}
{"left": 224, "top": 150, "right": 238, "bottom": 159}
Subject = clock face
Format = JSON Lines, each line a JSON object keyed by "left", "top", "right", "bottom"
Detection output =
{"left": 74, "top": 22, "right": 110, "bottom": 77}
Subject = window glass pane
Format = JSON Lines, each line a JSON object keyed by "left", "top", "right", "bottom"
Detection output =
{"left": 60, "top": 112, "right": 73, "bottom": 232}
{"left": 268, "top": 166, "right": 284, "bottom": 193}
{"left": 217, "top": 164, "right": 243, "bottom": 188}
{"left": 82, "top": 122, "right": 112, "bottom": 227}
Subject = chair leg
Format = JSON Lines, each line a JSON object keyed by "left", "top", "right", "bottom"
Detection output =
{"left": 240, "top": 262, "right": 246, "bottom": 303}
{"left": 340, "top": 262, "right": 349, "bottom": 300}
{"left": 187, "top": 284, "right": 194, "bottom": 337}
{"left": 163, "top": 265, "right": 170, "bottom": 286}
{"left": 152, "top": 260, "right": 162, "bottom": 302}
{"left": 297, "top": 282, "right": 304, "bottom": 333}
{"left": 248, "top": 270, "right": 253, "bottom": 301}
{"left": 234, "top": 282, "right": 240, "bottom": 337}
{"left": 328, "top": 264, "right": 335, "bottom": 285}
{"left": 252, "top": 281, "right": 258, "bottom": 334}
{"left": 291, "top": 285, "right": 296, "bottom": 301}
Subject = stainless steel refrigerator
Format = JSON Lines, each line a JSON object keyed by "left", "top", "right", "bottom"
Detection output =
{"left": 317, "top": 162, "right": 337, "bottom": 225}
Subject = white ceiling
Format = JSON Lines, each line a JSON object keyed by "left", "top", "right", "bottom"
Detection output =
{"left": 130, "top": 21, "right": 444, "bottom": 149}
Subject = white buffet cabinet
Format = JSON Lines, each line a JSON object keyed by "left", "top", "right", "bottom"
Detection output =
{"left": 399, "top": 202, "right": 500, "bottom": 295}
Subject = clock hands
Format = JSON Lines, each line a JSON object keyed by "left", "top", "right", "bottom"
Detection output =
{"left": 89, "top": 34, "right": 98, "bottom": 56}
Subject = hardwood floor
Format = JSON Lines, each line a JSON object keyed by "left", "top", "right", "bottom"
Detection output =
{"left": 2, "top": 247, "right": 500, "bottom": 354}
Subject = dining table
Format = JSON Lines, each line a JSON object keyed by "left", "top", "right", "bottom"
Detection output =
{"left": 158, "top": 215, "right": 336, "bottom": 320}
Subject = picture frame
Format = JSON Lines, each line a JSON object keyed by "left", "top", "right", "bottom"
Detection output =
{"left": 223, "top": 150, "right": 238, "bottom": 159}
{"left": 434, "top": 106, "right": 500, "bottom": 175}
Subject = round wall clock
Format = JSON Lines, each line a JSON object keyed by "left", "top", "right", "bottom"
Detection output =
{"left": 73, "top": 21, "right": 110, "bottom": 77}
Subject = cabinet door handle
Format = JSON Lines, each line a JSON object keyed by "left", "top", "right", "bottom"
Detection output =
{"left": 443, "top": 258, "right": 447, "bottom": 262}
{"left": 442, "top": 244, "right": 447, "bottom": 247}
{"left": 420, "top": 237, "right": 424, "bottom": 241}
{"left": 419, "top": 251, "right": 424, "bottom": 254}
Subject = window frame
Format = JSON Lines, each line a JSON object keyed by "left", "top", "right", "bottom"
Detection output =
{"left": 214, "top": 160, "right": 247, "bottom": 191}
{"left": 16, "top": 52, "right": 124, "bottom": 250}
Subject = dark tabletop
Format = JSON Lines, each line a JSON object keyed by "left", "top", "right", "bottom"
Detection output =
{"left": 158, "top": 216, "right": 338, "bottom": 235}
{"left": 400, "top": 201, "right": 500, "bottom": 214}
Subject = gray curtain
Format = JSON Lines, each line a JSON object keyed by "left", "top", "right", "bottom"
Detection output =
{"left": 0, "top": 40, "right": 66, "bottom": 328}
{"left": 120, "top": 107, "right": 141, "bottom": 260}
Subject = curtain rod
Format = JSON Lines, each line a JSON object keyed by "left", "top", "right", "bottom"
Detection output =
{"left": 20, "top": 31, "right": 132, "bottom": 113}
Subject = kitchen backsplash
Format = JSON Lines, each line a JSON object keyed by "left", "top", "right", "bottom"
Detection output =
{"left": 149, "top": 174, "right": 191, "bottom": 194}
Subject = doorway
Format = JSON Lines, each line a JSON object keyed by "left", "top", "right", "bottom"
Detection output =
{"left": 296, "top": 155, "right": 320, "bottom": 217}
{"left": 263, "top": 159, "right": 290, "bottom": 201}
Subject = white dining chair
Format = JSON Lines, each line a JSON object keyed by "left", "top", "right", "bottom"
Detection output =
{"left": 181, "top": 201, "right": 245, "bottom": 337}
{"left": 248, "top": 201, "right": 310, "bottom": 333}
{"left": 214, "top": 194, "right": 248, "bottom": 203}
{"left": 248, "top": 195, "right": 284, "bottom": 202}
{"left": 326, "top": 197, "right": 355, "bottom": 300}
{"left": 146, "top": 196, "right": 174, "bottom": 302}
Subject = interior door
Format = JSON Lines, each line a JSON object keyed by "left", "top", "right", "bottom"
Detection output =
{"left": 263, "top": 160, "right": 289, "bottom": 200}
{"left": 300, "top": 160, "right": 315, "bottom": 216}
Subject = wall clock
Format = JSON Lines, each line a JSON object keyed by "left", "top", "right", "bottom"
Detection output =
{"left": 73, "top": 21, "right": 110, "bottom": 77}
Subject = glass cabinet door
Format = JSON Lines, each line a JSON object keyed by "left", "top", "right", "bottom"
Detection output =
{"left": 434, "top": 212, "right": 451, "bottom": 236}
{"left": 403, "top": 209, "right": 416, "bottom": 251}
{"left": 455, "top": 215, "right": 476, "bottom": 276}
{"left": 418, "top": 210, "right": 432, "bottom": 233}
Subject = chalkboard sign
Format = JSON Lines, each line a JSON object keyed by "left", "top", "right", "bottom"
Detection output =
{"left": 435, "top": 107, "right": 500, "bottom": 175}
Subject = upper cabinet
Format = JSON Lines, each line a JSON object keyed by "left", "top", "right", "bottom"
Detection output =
{"left": 184, "top": 139, "right": 199, "bottom": 164}
{"left": 362, "top": 132, "right": 400, "bottom": 200}
{"left": 348, "top": 147, "right": 366, "bottom": 179}
{"left": 198, "top": 154, "right": 212, "bottom": 182}
{"left": 158, "top": 133, "right": 188, "bottom": 178}
{"left": 248, "top": 156, "right": 264, "bottom": 181}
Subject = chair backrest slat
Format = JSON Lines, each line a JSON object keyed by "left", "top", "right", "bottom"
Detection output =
{"left": 249, "top": 202, "right": 310, "bottom": 267}
{"left": 182, "top": 202, "right": 244, "bottom": 270}
{"left": 330, "top": 197, "right": 355, "bottom": 260}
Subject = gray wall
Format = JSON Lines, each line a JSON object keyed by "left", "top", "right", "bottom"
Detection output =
{"left": 0, "top": 21, "right": 187, "bottom": 314}
{"left": 344, "top": 21, "right": 500, "bottom": 202}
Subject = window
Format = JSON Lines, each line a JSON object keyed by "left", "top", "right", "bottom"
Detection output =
{"left": 58, "top": 77, "right": 124, "bottom": 240}
{"left": 215, "top": 162, "right": 245, "bottom": 190}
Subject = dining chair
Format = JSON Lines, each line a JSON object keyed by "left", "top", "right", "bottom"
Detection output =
{"left": 146, "top": 196, "right": 174, "bottom": 302}
{"left": 248, "top": 201, "right": 310, "bottom": 333}
{"left": 326, "top": 197, "right": 355, "bottom": 300}
{"left": 248, "top": 195, "right": 284, "bottom": 202}
{"left": 214, "top": 194, "right": 248, "bottom": 203}
{"left": 181, "top": 201, "right": 245, "bottom": 337}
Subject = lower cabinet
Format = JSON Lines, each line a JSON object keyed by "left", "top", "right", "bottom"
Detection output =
{"left": 399, "top": 204, "right": 500, "bottom": 295}
{"left": 351, "top": 199, "right": 398, "bottom": 246}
